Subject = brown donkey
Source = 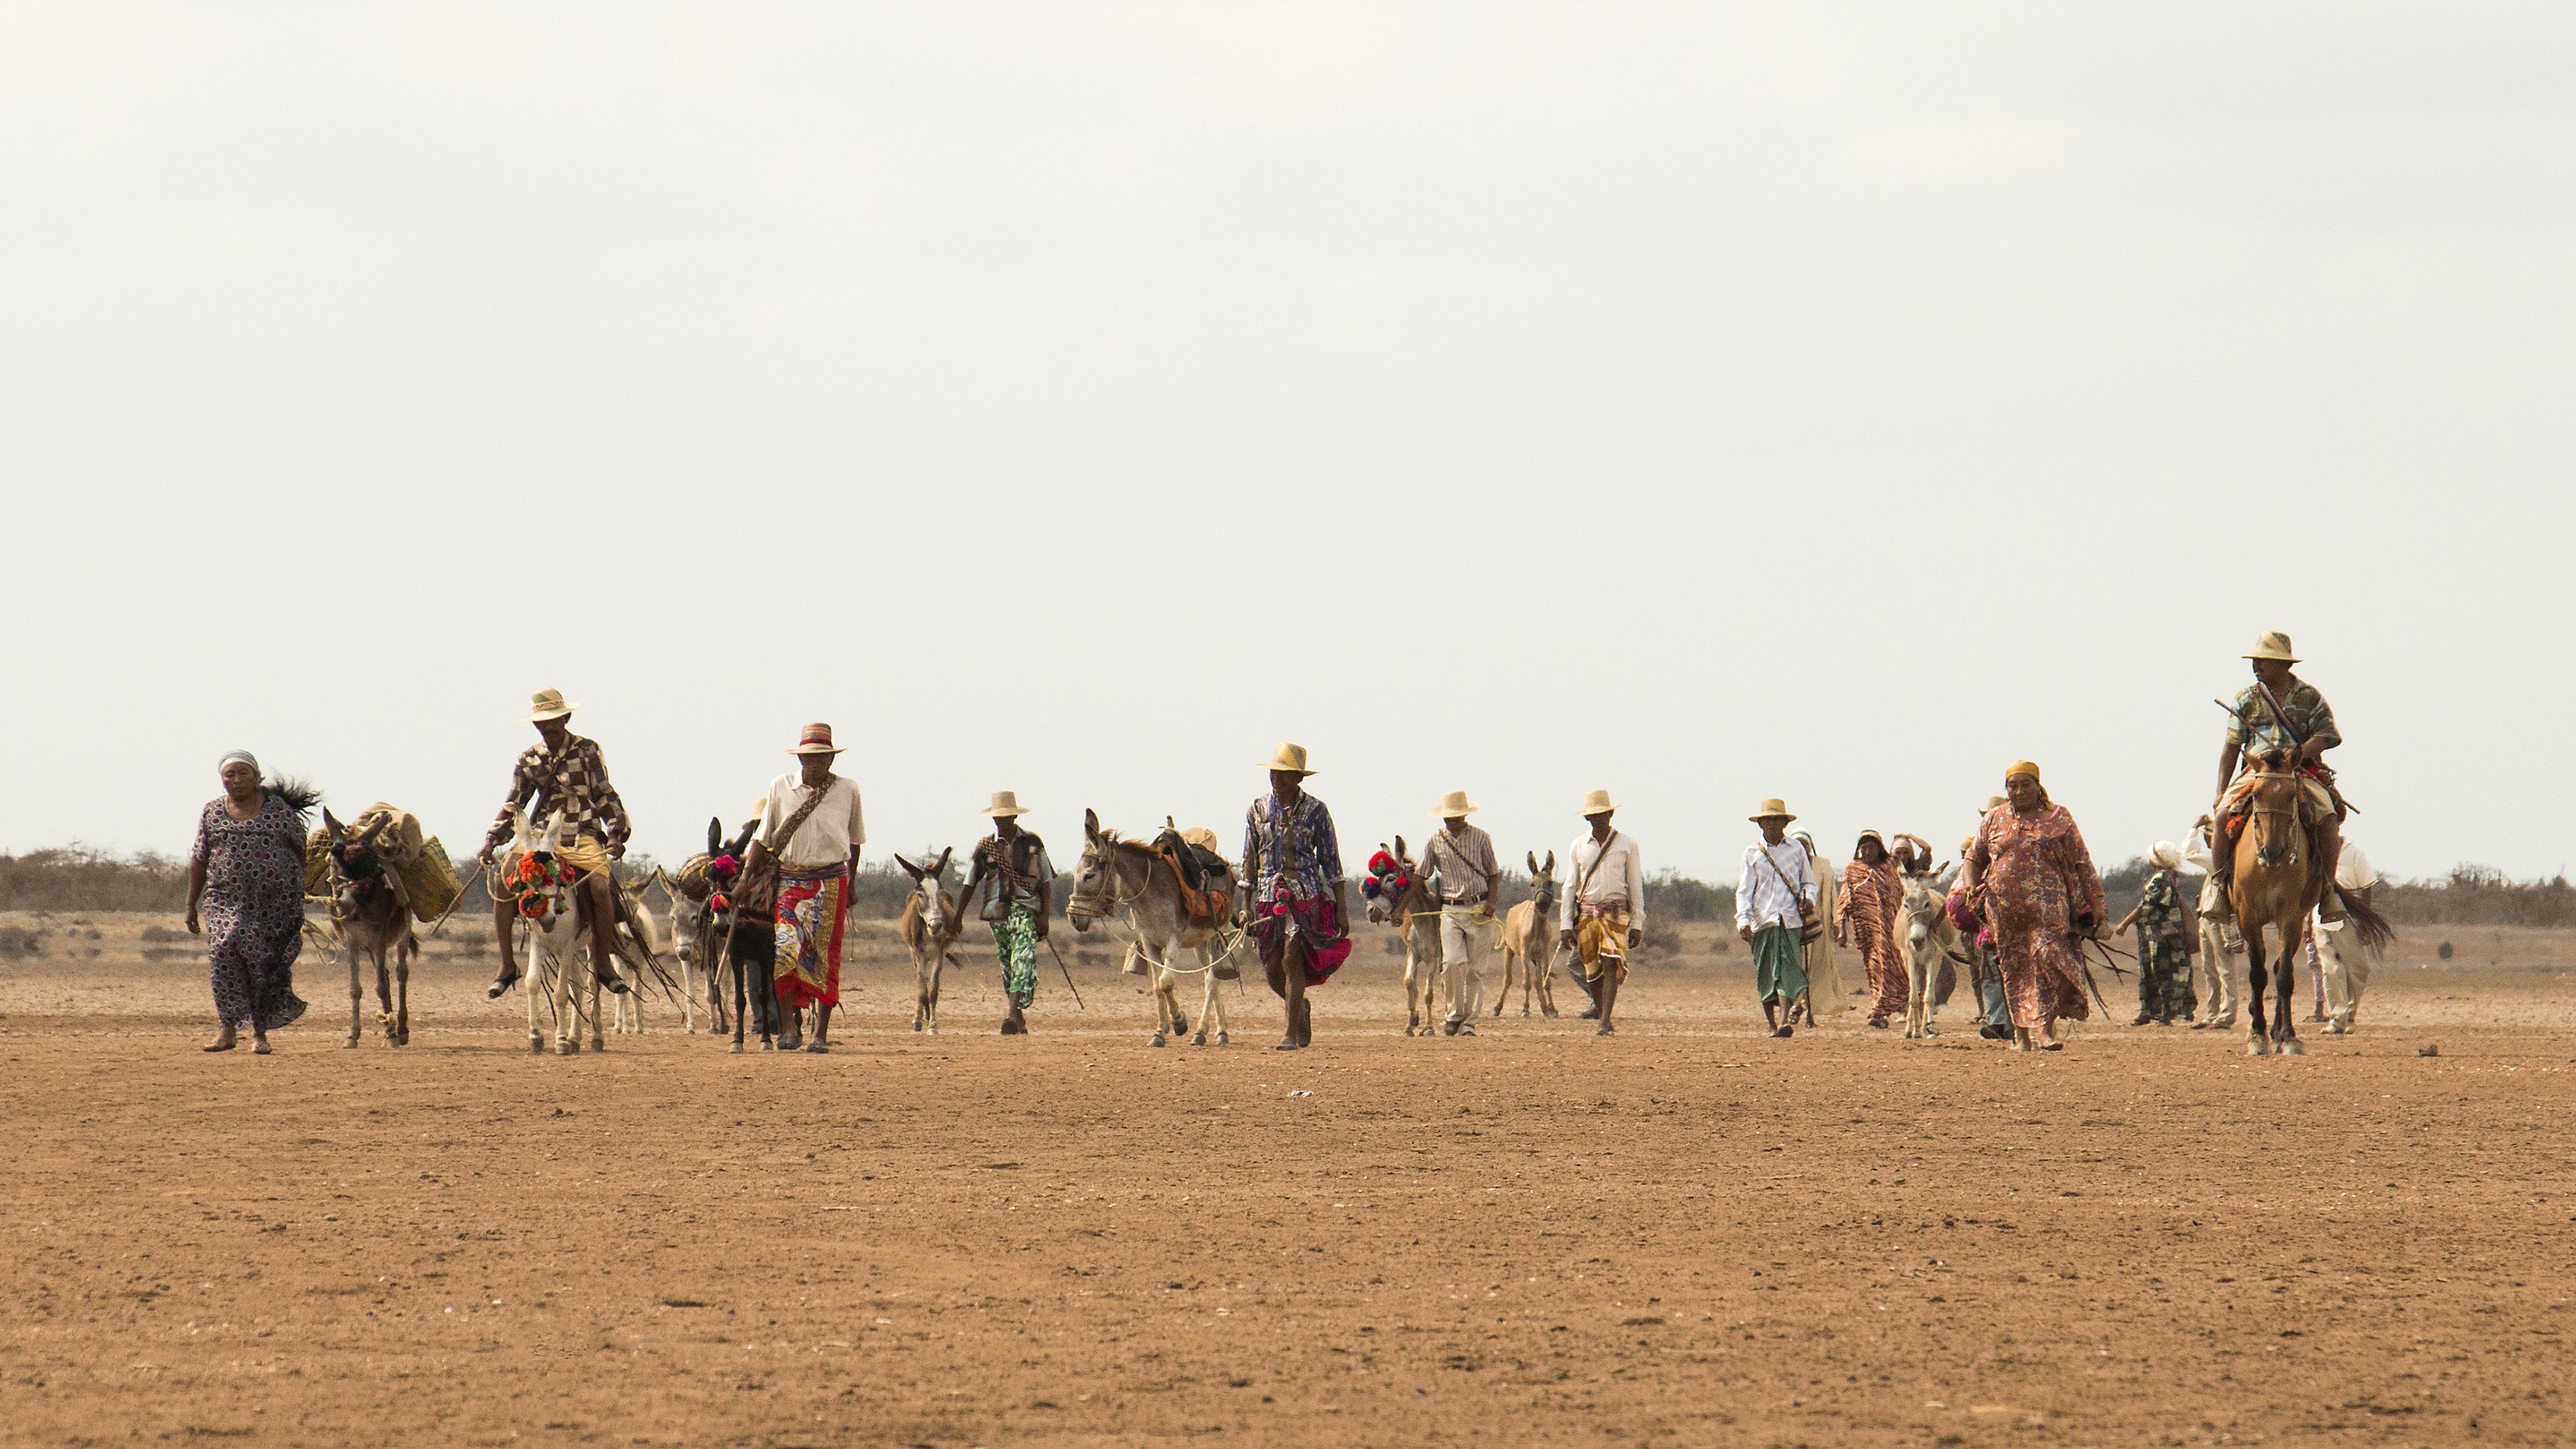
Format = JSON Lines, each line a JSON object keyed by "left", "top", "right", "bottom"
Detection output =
{"left": 1493, "top": 851, "right": 1562, "bottom": 1018}
{"left": 2228, "top": 755, "right": 2323, "bottom": 1057}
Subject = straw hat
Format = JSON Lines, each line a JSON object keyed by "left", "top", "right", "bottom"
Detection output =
{"left": 525, "top": 688, "right": 577, "bottom": 722}
{"left": 2149, "top": 841, "right": 2182, "bottom": 869}
{"left": 1855, "top": 828, "right": 1887, "bottom": 853}
{"left": 1263, "top": 742, "right": 1316, "bottom": 775}
{"left": 1430, "top": 790, "right": 1480, "bottom": 819}
{"left": 2243, "top": 631, "right": 2300, "bottom": 663}
{"left": 1749, "top": 798, "right": 1795, "bottom": 822}
{"left": 789, "top": 722, "right": 842, "bottom": 755}
{"left": 1580, "top": 789, "right": 1619, "bottom": 816}
{"left": 981, "top": 790, "right": 1029, "bottom": 818}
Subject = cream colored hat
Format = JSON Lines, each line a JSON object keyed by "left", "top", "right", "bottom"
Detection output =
{"left": 981, "top": 790, "right": 1029, "bottom": 818}
{"left": 525, "top": 688, "right": 577, "bottom": 722}
{"left": 1263, "top": 742, "right": 1316, "bottom": 775}
{"left": 788, "top": 722, "right": 842, "bottom": 755}
{"left": 2243, "top": 631, "right": 2300, "bottom": 663}
{"left": 1431, "top": 790, "right": 1480, "bottom": 819}
{"left": 1984, "top": 796, "right": 2006, "bottom": 811}
{"left": 2149, "top": 840, "right": 2182, "bottom": 869}
{"left": 1749, "top": 798, "right": 1794, "bottom": 822}
{"left": 1580, "top": 788, "right": 1619, "bottom": 816}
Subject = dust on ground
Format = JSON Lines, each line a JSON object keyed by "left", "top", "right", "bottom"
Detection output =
{"left": 3, "top": 912, "right": 2572, "bottom": 1447}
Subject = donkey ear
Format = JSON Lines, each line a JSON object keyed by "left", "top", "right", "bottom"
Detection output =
{"left": 934, "top": 845, "right": 954, "bottom": 878}
{"left": 1084, "top": 808, "right": 1101, "bottom": 840}
{"left": 707, "top": 817, "right": 722, "bottom": 855}
{"left": 1526, "top": 850, "right": 1539, "bottom": 875}
{"left": 1393, "top": 834, "right": 1407, "bottom": 860}
{"left": 1544, "top": 850, "right": 1555, "bottom": 873}
{"left": 893, "top": 853, "right": 922, "bottom": 880}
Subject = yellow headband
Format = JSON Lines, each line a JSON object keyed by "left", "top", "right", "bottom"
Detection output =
{"left": 2005, "top": 759, "right": 2041, "bottom": 784}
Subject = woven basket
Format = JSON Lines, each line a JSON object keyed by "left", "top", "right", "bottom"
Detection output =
{"left": 400, "top": 838, "right": 462, "bottom": 924}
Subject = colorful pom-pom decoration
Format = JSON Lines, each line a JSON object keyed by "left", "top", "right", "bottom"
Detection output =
{"left": 1368, "top": 850, "right": 1394, "bottom": 874}
{"left": 1271, "top": 902, "right": 1289, "bottom": 916}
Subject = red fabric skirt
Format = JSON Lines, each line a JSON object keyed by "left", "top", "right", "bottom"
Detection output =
{"left": 1256, "top": 894, "right": 1352, "bottom": 985}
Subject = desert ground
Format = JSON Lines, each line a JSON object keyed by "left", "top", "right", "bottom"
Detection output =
{"left": 3, "top": 911, "right": 2572, "bottom": 1448}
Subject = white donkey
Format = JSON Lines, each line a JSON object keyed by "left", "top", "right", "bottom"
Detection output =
{"left": 501, "top": 807, "right": 611, "bottom": 1055}
{"left": 1894, "top": 867, "right": 1963, "bottom": 1040}
{"left": 1067, "top": 810, "right": 1241, "bottom": 1047}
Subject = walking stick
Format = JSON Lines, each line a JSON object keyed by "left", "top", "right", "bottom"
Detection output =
{"left": 1043, "top": 934, "right": 1087, "bottom": 1012}
{"left": 423, "top": 857, "right": 488, "bottom": 941}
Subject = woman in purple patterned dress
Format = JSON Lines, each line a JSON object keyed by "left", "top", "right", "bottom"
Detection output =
{"left": 184, "top": 751, "right": 314, "bottom": 1053}
{"left": 1964, "top": 761, "right": 2106, "bottom": 1053}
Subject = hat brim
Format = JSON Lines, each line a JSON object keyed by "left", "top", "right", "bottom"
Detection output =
{"left": 526, "top": 704, "right": 577, "bottom": 722}
{"left": 1430, "top": 803, "right": 1480, "bottom": 818}
{"left": 1750, "top": 811, "right": 1796, "bottom": 822}
{"left": 2243, "top": 651, "right": 2300, "bottom": 663}
{"left": 1265, "top": 763, "right": 1316, "bottom": 775}
{"left": 981, "top": 806, "right": 1028, "bottom": 818}
{"left": 788, "top": 744, "right": 843, "bottom": 755}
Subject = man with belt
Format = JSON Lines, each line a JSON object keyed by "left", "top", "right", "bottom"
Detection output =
{"left": 740, "top": 722, "right": 866, "bottom": 1053}
{"left": 479, "top": 688, "right": 633, "bottom": 1000}
{"left": 957, "top": 791, "right": 1055, "bottom": 1036}
{"left": 1422, "top": 790, "right": 1502, "bottom": 1037}
{"left": 1558, "top": 790, "right": 1644, "bottom": 1037}
{"left": 2183, "top": 815, "right": 2244, "bottom": 1030}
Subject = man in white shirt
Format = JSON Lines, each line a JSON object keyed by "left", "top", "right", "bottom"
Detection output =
{"left": 2183, "top": 816, "right": 2244, "bottom": 1030}
{"left": 1737, "top": 799, "right": 1818, "bottom": 1039}
{"left": 2309, "top": 841, "right": 2379, "bottom": 1034}
{"left": 1556, "top": 790, "right": 1644, "bottom": 1036}
{"left": 741, "top": 722, "right": 867, "bottom": 1053}
{"left": 1422, "top": 791, "right": 1503, "bottom": 1036}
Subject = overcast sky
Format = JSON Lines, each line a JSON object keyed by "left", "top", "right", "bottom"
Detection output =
{"left": 4, "top": 2, "right": 2568, "bottom": 883}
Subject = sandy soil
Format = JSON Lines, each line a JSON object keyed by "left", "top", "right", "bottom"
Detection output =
{"left": 3, "top": 912, "right": 2573, "bottom": 1447}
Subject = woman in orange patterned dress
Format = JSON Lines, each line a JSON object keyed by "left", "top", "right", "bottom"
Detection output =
{"left": 1963, "top": 763, "right": 2106, "bottom": 1052}
{"left": 1835, "top": 832, "right": 1905, "bottom": 1028}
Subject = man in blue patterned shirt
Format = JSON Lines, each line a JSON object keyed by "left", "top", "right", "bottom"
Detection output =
{"left": 1240, "top": 743, "right": 1352, "bottom": 1051}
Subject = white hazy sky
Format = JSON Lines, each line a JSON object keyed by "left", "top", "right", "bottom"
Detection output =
{"left": 4, "top": 2, "right": 2569, "bottom": 883}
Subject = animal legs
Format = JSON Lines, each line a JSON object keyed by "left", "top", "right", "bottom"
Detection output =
{"left": 1903, "top": 949, "right": 1928, "bottom": 1039}
{"left": 345, "top": 940, "right": 364, "bottom": 1048}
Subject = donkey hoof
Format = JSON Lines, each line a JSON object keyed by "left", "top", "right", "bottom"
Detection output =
{"left": 2282, "top": 1040, "right": 2306, "bottom": 1057}
{"left": 529, "top": 1036, "right": 545, "bottom": 1054}
{"left": 1216, "top": 1032, "right": 1230, "bottom": 1046}
{"left": 1189, "top": 1032, "right": 1208, "bottom": 1046}
{"left": 729, "top": 1041, "right": 745, "bottom": 1055}
{"left": 2248, "top": 1038, "right": 2270, "bottom": 1057}
{"left": 1149, "top": 1033, "right": 1167, "bottom": 1048}
{"left": 343, "top": 1035, "right": 360, "bottom": 1049}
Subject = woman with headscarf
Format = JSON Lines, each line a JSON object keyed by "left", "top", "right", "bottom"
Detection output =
{"left": 1790, "top": 832, "right": 1847, "bottom": 1019}
{"left": 1962, "top": 761, "right": 2106, "bottom": 1051}
{"left": 184, "top": 751, "right": 317, "bottom": 1053}
{"left": 1835, "top": 830, "right": 1905, "bottom": 1028}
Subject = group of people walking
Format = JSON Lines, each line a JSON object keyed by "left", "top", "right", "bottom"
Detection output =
{"left": 182, "top": 631, "right": 2369, "bottom": 1054}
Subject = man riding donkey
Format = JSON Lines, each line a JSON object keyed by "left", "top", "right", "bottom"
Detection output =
{"left": 1239, "top": 743, "right": 1353, "bottom": 1052}
{"left": 955, "top": 791, "right": 1055, "bottom": 1035}
{"left": 480, "top": 689, "right": 647, "bottom": 1001}
{"left": 739, "top": 723, "right": 867, "bottom": 1053}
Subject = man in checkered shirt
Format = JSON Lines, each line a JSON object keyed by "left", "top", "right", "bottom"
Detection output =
{"left": 479, "top": 688, "right": 633, "bottom": 998}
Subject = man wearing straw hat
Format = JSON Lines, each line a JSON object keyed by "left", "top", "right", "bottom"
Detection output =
{"left": 1735, "top": 800, "right": 1817, "bottom": 1040}
{"left": 1422, "top": 790, "right": 1503, "bottom": 1037}
{"left": 479, "top": 688, "right": 633, "bottom": 998}
{"left": 2182, "top": 814, "right": 2245, "bottom": 1030}
{"left": 1557, "top": 790, "right": 1645, "bottom": 1036}
{"left": 2211, "top": 631, "right": 2348, "bottom": 924}
{"left": 1240, "top": 744, "right": 1353, "bottom": 1051}
{"left": 957, "top": 792, "right": 1055, "bottom": 1036}
{"left": 741, "top": 723, "right": 866, "bottom": 1053}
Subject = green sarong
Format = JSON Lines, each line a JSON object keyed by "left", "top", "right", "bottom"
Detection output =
{"left": 991, "top": 904, "right": 1039, "bottom": 1009}
{"left": 1752, "top": 922, "right": 1807, "bottom": 1006}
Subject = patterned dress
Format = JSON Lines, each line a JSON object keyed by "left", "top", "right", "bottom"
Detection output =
{"left": 192, "top": 794, "right": 310, "bottom": 1032}
{"left": 1838, "top": 857, "right": 1905, "bottom": 1020}
{"left": 1969, "top": 804, "right": 2106, "bottom": 1030}
{"left": 2135, "top": 869, "right": 2198, "bottom": 1022}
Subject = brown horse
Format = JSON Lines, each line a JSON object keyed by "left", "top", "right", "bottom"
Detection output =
{"left": 2229, "top": 755, "right": 2321, "bottom": 1057}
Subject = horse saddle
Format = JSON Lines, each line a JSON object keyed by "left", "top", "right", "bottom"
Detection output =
{"left": 1151, "top": 827, "right": 1234, "bottom": 925}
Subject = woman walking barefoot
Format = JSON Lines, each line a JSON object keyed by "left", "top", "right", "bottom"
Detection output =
{"left": 184, "top": 752, "right": 316, "bottom": 1054}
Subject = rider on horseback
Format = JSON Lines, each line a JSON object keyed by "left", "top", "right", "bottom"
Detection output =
{"left": 2209, "top": 632, "right": 2347, "bottom": 923}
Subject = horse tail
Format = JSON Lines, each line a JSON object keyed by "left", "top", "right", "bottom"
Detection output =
{"left": 2339, "top": 886, "right": 2395, "bottom": 959}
